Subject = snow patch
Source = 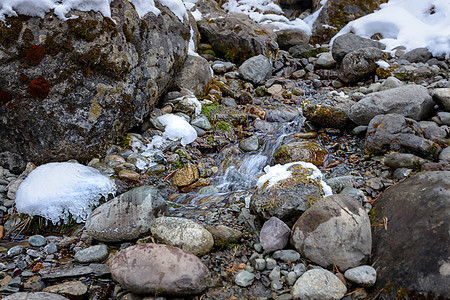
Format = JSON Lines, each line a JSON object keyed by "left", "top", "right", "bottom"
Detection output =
{"left": 157, "top": 114, "right": 198, "bottom": 146}
{"left": 257, "top": 161, "right": 332, "bottom": 196}
{"left": 376, "top": 59, "right": 390, "bottom": 69}
{"left": 15, "top": 162, "right": 116, "bottom": 224}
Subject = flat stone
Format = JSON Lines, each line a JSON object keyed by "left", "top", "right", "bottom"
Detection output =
{"left": 74, "top": 244, "right": 109, "bottom": 263}
{"left": 43, "top": 281, "right": 88, "bottom": 299}
{"left": 28, "top": 235, "right": 47, "bottom": 247}
{"left": 40, "top": 264, "right": 110, "bottom": 280}
{"left": 235, "top": 270, "right": 255, "bottom": 287}
{"left": 431, "top": 88, "right": 450, "bottom": 111}
{"left": 272, "top": 250, "right": 301, "bottom": 263}
{"left": 437, "top": 111, "right": 450, "bottom": 125}
{"left": 2, "top": 293, "right": 68, "bottom": 300}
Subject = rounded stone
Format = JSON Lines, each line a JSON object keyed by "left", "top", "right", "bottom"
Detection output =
{"left": 43, "top": 281, "right": 88, "bottom": 299}
{"left": 274, "top": 141, "right": 328, "bottom": 166}
{"left": 28, "top": 235, "right": 47, "bottom": 247}
{"left": 344, "top": 265, "right": 377, "bottom": 287}
{"left": 239, "top": 135, "right": 260, "bottom": 152}
{"left": 235, "top": 270, "right": 255, "bottom": 287}
{"left": 150, "top": 217, "right": 214, "bottom": 256}
{"left": 290, "top": 195, "right": 372, "bottom": 271}
{"left": 292, "top": 269, "right": 347, "bottom": 300}
{"left": 74, "top": 244, "right": 109, "bottom": 263}
{"left": 110, "top": 243, "right": 211, "bottom": 296}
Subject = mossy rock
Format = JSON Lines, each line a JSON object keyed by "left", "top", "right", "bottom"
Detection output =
{"left": 274, "top": 141, "right": 328, "bottom": 166}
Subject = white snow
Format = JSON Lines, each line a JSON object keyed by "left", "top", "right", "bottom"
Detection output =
{"left": 376, "top": 59, "right": 390, "bottom": 69}
{"left": 15, "top": 162, "right": 116, "bottom": 224}
{"left": 256, "top": 161, "right": 332, "bottom": 196}
{"left": 157, "top": 114, "right": 198, "bottom": 146}
{"left": 129, "top": 0, "right": 161, "bottom": 18}
{"left": 332, "top": 0, "right": 450, "bottom": 58}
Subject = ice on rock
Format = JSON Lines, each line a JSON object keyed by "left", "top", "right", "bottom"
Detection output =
{"left": 157, "top": 114, "right": 198, "bottom": 146}
{"left": 15, "top": 162, "right": 116, "bottom": 224}
{"left": 257, "top": 161, "right": 332, "bottom": 196}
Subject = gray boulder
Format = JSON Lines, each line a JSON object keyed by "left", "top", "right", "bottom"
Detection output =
{"left": 291, "top": 195, "right": 372, "bottom": 271}
{"left": 383, "top": 152, "right": 429, "bottom": 169}
{"left": 399, "top": 47, "right": 432, "bottom": 63}
{"left": 198, "top": 13, "right": 278, "bottom": 65}
{"left": 85, "top": 186, "right": 166, "bottom": 242}
{"left": 2, "top": 293, "right": 68, "bottom": 300}
{"left": 371, "top": 171, "right": 450, "bottom": 299}
{"left": 332, "top": 33, "right": 385, "bottom": 63}
{"left": 344, "top": 265, "right": 377, "bottom": 287}
{"left": 74, "top": 244, "right": 109, "bottom": 263}
{"left": 0, "top": 0, "right": 190, "bottom": 167}
{"left": 314, "top": 52, "right": 337, "bottom": 69}
{"left": 171, "top": 54, "right": 212, "bottom": 96}
{"left": 238, "top": 55, "right": 273, "bottom": 85}
{"left": 365, "top": 114, "right": 441, "bottom": 159}
{"left": 291, "top": 269, "right": 347, "bottom": 300}
{"left": 260, "top": 217, "right": 291, "bottom": 253}
{"left": 338, "top": 47, "right": 385, "bottom": 83}
{"left": 276, "top": 29, "right": 310, "bottom": 50}
{"left": 348, "top": 85, "right": 434, "bottom": 125}
{"left": 431, "top": 88, "right": 450, "bottom": 111}
{"left": 110, "top": 243, "right": 211, "bottom": 296}
{"left": 150, "top": 217, "right": 214, "bottom": 256}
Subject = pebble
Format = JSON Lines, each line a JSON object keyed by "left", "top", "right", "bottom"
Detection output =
{"left": 344, "top": 265, "right": 377, "bottom": 287}
{"left": 7, "top": 245, "right": 24, "bottom": 257}
{"left": 254, "top": 259, "right": 266, "bottom": 271}
{"left": 293, "top": 263, "right": 306, "bottom": 277}
{"left": 235, "top": 270, "right": 255, "bottom": 287}
{"left": 266, "top": 258, "right": 277, "bottom": 270}
{"left": 28, "top": 235, "right": 47, "bottom": 247}
{"left": 272, "top": 250, "right": 301, "bottom": 263}
{"left": 44, "top": 243, "right": 58, "bottom": 254}
{"left": 269, "top": 266, "right": 281, "bottom": 281}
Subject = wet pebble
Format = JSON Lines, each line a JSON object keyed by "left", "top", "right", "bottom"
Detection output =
{"left": 74, "top": 244, "right": 109, "bottom": 263}
{"left": 235, "top": 270, "right": 255, "bottom": 287}
{"left": 344, "top": 265, "right": 377, "bottom": 287}
{"left": 28, "top": 235, "right": 47, "bottom": 247}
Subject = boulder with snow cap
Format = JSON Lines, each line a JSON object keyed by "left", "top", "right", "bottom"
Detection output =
{"left": 250, "top": 162, "right": 332, "bottom": 223}
{"left": 0, "top": 0, "right": 190, "bottom": 169}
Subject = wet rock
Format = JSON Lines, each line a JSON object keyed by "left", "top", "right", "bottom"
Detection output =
{"left": 191, "top": 115, "right": 212, "bottom": 131}
{"left": 43, "top": 281, "right": 88, "bottom": 299}
{"left": 28, "top": 235, "right": 47, "bottom": 247}
{"left": 250, "top": 163, "right": 330, "bottom": 223}
{"left": 0, "top": 276, "right": 21, "bottom": 293}
{"left": 74, "top": 244, "right": 109, "bottom": 263}
{"left": 431, "top": 88, "right": 450, "bottom": 111}
{"left": 314, "top": 52, "right": 337, "bottom": 69}
{"left": 348, "top": 85, "right": 434, "bottom": 125}
{"left": 150, "top": 216, "right": 214, "bottom": 256}
{"left": 399, "top": 47, "right": 432, "bottom": 63}
{"left": 301, "top": 95, "right": 355, "bottom": 129}
{"left": 276, "top": 29, "right": 310, "bottom": 50}
{"left": 365, "top": 114, "right": 440, "bottom": 159}
{"left": 311, "top": 0, "right": 388, "bottom": 44}
{"left": 2, "top": 293, "right": 68, "bottom": 300}
{"left": 344, "top": 265, "right": 377, "bottom": 287}
{"left": 260, "top": 217, "right": 291, "bottom": 253}
{"left": 291, "top": 269, "right": 347, "bottom": 300}
{"left": 85, "top": 186, "right": 166, "bottom": 242}
{"left": 238, "top": 55, "right": 273, "bottom": 85}
{"left": 332, "top": 33, "right": 386, "bottom": 63}
{"left": 7, "top": 245, "right": 24, "bottom": 257}
{"left": 198, "top": 14, "right": 278, "bottom": 65}
{"left": 383, "top": 152, "right": 429, "bottom": 169}
{"left": 239, "top": 135, "right": 260, "bottom": 152}
{"left": 170, "top": 163, "right": 199, "bottom": 187}
{"left": 0, "top": 0, "right": 190, "bottom": 166}
{"left": 235, "top": 270, "right": 255, "bottom": 287}
{"left": 206, "top": 225, "right": 243, "bottom": 247}
{"left": 118, "top": 170, "right": 140, "bottom": 181}
{"left": 265, "top": 105, "right": 300, "bottom": 122}
{"left": 172, "top": 55, "right": 213, "bottom": 96}
{"left": 109, "top": 243, "right": 211, "bottom": 296}
{"left": 371, "top": 171, "right": 450, "bottom": 298}
{"left": 274, "top": 141, "right": 328, "bottom": 166}
{"left": 437, "top": 111, "right": 450, "bottom": 125}
{"left": 291, "top": 195, "right": 372, "bottom": 271}
{"left": 338, "top": 47, "right": 385, "bottom": 83}
{"left": 439, "top": 147, "right": 450, "bottom": 161}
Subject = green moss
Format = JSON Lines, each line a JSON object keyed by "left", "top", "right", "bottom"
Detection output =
{"left": 376, "top": 65, "right": 400, "bottom": 79}
{"left": 215, "top": 121, "right": 233, "bottom": 132}
{"left": 368, "top": 207, "right": 378, "bottom": 224}
{"left": 118, "top": 135, "right": 132, "bottom": 149}
{"left": 201, "top": 103, "right": 223, "bottom": 122}
{"left": 68, "top": 18, "right": 99, "bottom": 42}
{"left": 0, "top": 16, "right": 28, "bottom": 48}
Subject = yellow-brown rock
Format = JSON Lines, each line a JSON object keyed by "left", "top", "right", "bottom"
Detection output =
{"left": 171, "top": 163, "right": 200, "bottom": 187}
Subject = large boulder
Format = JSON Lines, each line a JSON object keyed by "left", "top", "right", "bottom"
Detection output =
{"left": 171, "top": 54, "right": 212, "bottom": 96}
{"left": 238, "top": 55, "right": 273, "bottom": 85}
{"left": 291, "top": 195, "right": 372, "bottom": 271}
{"left": 110, "top": 243, "right": 211, "bottom": 296}
{"left": 197, "top": 13, "right": 278, "bottom": 64}
{"left": 311, "top": 0, "right": 388, "bottom": 44}
{"left": 371, "top": 172, "right": 450, "bottom": 299}
{"left": 331, "top": 33, "right": 385, "bottom": 63}
{"left": 0, "top": 0, "right": 190, "bottom": 168}
{"left": 338, "top": 47, "right": 385, "bottom": 83}
{"left": 250, "top": 162, "right": 332, "bottom": 223}
{"left": 365, "top": 114, "right": 441, "bottom": 159}
{"left": 349, "top": 85, "right": 435, "bottom": 125}
{"left": 85, "top": 186, "right": 167, "bottom": 242}
{"left": 291, "top": 269, "right": 347, "bottom": 300}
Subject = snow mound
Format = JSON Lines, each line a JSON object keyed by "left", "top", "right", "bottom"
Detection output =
{"left": 15, "top": 162, "right": 116, "bottom": 224}
{"left": 157, "top": 114, "right": 198, "bottom": 146}
{"left": 332, "top": 0, "right": 450, "bottom": 58}
{"left": 257, "top": 161, "right": 332, "bottom": 196}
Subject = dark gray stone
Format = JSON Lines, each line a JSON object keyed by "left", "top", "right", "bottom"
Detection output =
{"left": 371, "top": 171, "right": 450, "bottom": 298}
{"left": 338, "top": 47, "right": 385, "bottom": 83}
{"left": 238, "top": 55, "right": 273, "bottom": 85}
{"left": 332, "top": 33, "right": 385, "bottom": 63}
{"left": 399, "top": 47, "right": 432, "bottom": 63}
{"left": 276, "top": 29, "right": 310, "bottom": 50}
{"left": 260, "top": 217, "right": 291, "bottom": 253}
{"left": 40, "top": 264, "right": 110, "bottom": 280}
{"left": 348, "top": 85, "right": 435, "bottom": 126}
{"left": 383, "top": 152, "right": 429, "bottom": 169}
{"left": 28, "top": 235, "right": 47, "bottom": 247}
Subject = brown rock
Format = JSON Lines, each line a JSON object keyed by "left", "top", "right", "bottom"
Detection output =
{"left": 43, "top": 281, "right": 87, "bottom": 300}
{"left": 170, "top": 163, "right": 199, "bottom": 187}
{"left": 274, "top": 141, "right": 328, "bottom": 166}
{"left": 118, "top": 170, "right": 140, "bottom": 181}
